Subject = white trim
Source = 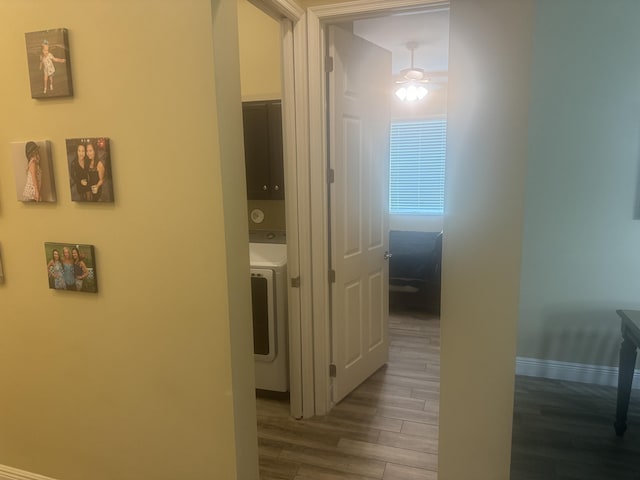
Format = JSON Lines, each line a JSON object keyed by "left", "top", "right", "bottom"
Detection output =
{"left": 306, "top": 8, "right": 331, "bottom": 415}
{"left": 240, "top": 93, "right": 281, "bottom": 102}
{"left": 293, "top": 12, "right": 318, "bottom": 419}
{"left": 305, "top": 0, "right": 450, "bottom": 416}
{"left": 0, "top": 465, "right": 58, "bottom": 480}
{"left": 310, "top": 0, "right": 448, "bottom": 21}
{"left": 255, "top": 0, "right": 315, "bottom": 419}
{"left": 280, "top": 19, "right": 303, "bottom": 419}
{"left": 249, "top": 0, "right": 304, "bottom": 21}
{"left": 516, "top": 357, "right": 640, "bottom": 389}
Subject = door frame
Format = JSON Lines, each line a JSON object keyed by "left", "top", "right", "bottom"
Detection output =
{"left": 251, "top": 0, "right": 449, "bottom": 416}
{"left": 247, "top": 0, "right": 311, "bottom": 419}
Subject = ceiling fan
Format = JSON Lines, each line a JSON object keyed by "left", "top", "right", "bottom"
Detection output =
{"left": 394, "top": 42, "right": 440, "bottom": 101}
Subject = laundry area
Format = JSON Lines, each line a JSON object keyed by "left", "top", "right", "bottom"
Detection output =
{"left": 241, "top": 96, "right": 289, "bottom": 394}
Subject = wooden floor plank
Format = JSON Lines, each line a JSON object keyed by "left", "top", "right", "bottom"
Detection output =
{"left": 383, "top": 463, "right": 438, "bottom": 480}
{"left": 377, "top": 430, "right": 438, "bottom": 454}
{"left": 336, "top": 438, "right": 438, "bottom": 471}
{"left": 295, "top": 464, "right": 382, "bottom": 480}
{"left": 373, "top": 405, "right": 439, "bottom": 425}
{"left": 317, "top": 409, "right": 404, "bottom": 433}
{"left": 345, "top": 389, "right": 426, "bottom": 411}
{"left": 280, "top": 444, "right": 386, "bottom": 478}
{"left": 259, "top": 455, "right": 300, "bottom": 479}
{"left": 400, "top": 421, "right": 439, "bottom": 439}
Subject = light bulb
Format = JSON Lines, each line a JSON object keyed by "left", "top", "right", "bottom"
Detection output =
{"left": 394, "top": 82, "right": 428, "bottom": 102}
{"left": 406, "top": 85, "right": 418, "bottom": 101}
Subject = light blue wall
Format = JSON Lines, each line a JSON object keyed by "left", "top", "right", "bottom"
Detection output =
{"left": 518, "top": 0, "right": 640, "bottom": 366}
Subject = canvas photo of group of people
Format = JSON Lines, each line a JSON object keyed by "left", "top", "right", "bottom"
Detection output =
{"left": 45, "top": 243, "right": 97, "bottom": 293}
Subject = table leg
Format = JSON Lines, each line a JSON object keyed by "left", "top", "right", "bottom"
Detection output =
{"left": 614, "top": 335, "right": 637, "bottom": 437}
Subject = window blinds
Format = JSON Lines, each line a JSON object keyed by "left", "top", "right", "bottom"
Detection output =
{"left": 389, "top": 119, "right": 446, "bottom": 215}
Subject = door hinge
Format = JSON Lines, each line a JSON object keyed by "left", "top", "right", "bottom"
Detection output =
{"left": 290, "top": 276, "right": 301, "bottom": 288}
{"left": 329, "top": 364, "right": 337, "bottom": 377}
{"left": 325, "top": 55, "right": 334, "bottom": 73}
{"left": 328, "top": 168, "right": 335, "bottom": 184}
{"left": 329, "top": 269, "right": 336, "bottom": 283}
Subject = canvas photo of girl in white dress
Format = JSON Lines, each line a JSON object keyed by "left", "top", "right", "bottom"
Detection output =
{"left": 25, "top": 28, "right": 73, "bottom": 99}
{"left": 11, "top": 140, "right": 57, "bottom": 203}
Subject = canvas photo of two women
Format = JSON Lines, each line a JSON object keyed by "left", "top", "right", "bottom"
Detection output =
{"left": 66, "top": 137, "right": 114, "bottom": 202}
{"left": 45, "top": 242, "right": 97, "bottom": 293}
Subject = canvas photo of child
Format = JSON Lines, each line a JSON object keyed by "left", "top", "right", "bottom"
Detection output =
{"left": 11, "top": 140, "right": 57, "bottom": 203}
{"left": 0, "top": 245, "right": 4, "bottom": 284}
{"left": 25, "top": 28, "right": 73, "bottom": 99}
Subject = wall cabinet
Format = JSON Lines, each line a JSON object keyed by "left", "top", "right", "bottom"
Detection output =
{"left": 242, "top": 100, "right": 284, "bottom": 200}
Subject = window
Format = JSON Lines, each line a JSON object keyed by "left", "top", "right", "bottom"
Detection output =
{"left": 389, "top": 119, "right": 446, "bottom": 215}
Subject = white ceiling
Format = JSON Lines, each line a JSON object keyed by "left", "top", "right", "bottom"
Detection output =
{"left": 353, "top": 9, "right": 450, "bottom": 77}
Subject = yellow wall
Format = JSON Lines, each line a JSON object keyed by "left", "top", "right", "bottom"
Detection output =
{"left": 237, "top": 0, "right": 282, "bottom": 100}
{"left": 439, "top": 0, "right": 534, "bottom": 478}
{"left": 0, "top": 1, "right": 257, "bottom": 479}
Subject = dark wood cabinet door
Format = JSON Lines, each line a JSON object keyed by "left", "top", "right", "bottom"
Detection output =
{"left": 242, "top": 102, "right": 271, "bottom": 200}
{"left": 267, "top": 101, "right": 284, "bottom": 200}
{"left": 242, "top": 100, "right": 284, "bottom": 200}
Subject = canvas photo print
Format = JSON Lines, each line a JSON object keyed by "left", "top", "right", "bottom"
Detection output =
{"left": 45, "top": 242, "right": 97, "bottom": 293}
{"left": 0, "top": 246, "right": 4, "bottom": 284}
{"left": 66, "top": 137, "right": 114, "bottom": 202}
{"left": 25, "top": 28, "right": 73, "bottom": 99}
{"left": 11, "top": 140, "right": 56, "bottom": 203}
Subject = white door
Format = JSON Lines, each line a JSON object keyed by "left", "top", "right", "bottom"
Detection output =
{"left": 328, "top": 25, "right": 391, "bottom": 403}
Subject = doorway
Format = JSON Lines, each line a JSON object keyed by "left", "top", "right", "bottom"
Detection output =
{"left": 240, "top": 0, "right": 449, "bottom": 419}
{"left": 300, "top": 0, "right": 450, "bottom": 417}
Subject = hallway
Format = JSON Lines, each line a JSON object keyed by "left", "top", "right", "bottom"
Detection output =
{"left": 256, "top": 309, "right": 440, "bottom": 480}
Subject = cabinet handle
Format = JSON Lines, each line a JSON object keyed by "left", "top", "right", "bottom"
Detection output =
{"left": 274, "top": 185, "right": 280, "bottom": 191}
{"left": 262, "top": 185, "right": 268, "bottom": 191}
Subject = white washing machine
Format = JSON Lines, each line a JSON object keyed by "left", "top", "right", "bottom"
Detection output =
{"left": 249, "top": 242, "right": 288, "bottom": 392}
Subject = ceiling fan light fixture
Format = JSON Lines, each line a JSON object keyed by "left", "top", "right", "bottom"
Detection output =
{"left": 395, "top": 82, "right": 428, "bottom": 102}
{"left": 394, "top": 42, "right": 429, "bottom": 102}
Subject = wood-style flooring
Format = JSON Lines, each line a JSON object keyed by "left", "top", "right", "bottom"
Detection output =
{"left": 510, "top": 375, "right": 640, "bottom": 480}
{"left": 256, "top": 308, "right": 440, "bottom": 480}
{"left": 258, "top": 308, "right": 640, "bottom": 480}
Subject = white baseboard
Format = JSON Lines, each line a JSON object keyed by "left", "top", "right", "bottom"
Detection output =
{"left": 516, "top": 357, "right": 640, "bottom": 389}
{"left": 0, "top": 465, "right": 58, "bottom": 480}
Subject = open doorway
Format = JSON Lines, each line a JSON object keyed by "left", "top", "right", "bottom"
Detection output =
{"left": 237, "top": 0, "right": 294, "bottom": 409}
{"left": 239, "top": 1, "right": 449, "bottom": 477}
{"left": 236, "top": 2, "right": 448, "bottom": 414}
{"left": 351, "top": 11, "right": 447, "bottom": 319}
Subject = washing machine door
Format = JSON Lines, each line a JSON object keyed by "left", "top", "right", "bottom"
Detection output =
{"left": 251, "top": 268, "right": 276, "bottom": 362}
